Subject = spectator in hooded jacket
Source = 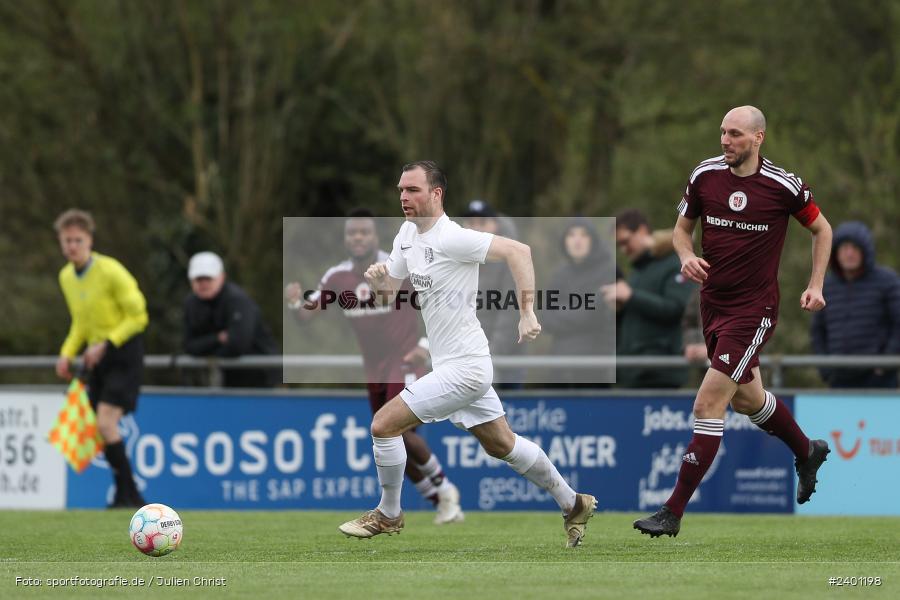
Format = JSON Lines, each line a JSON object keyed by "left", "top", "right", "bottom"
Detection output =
{"left": 183, "top": 252, "right": 280, "bottom": 387}
{"left": 542, "top": 217, "right": 617, "bottom": 387}
{"left": 811, "top": 221, "right": 900, "bottom": 388}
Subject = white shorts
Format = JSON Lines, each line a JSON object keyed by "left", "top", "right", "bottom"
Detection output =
{"left": 399, "top": 355, "right": 504, "bottom": 430}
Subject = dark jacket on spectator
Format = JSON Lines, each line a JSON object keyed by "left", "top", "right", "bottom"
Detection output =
{"left": 650, "top": 229, "right": 703, "bottom": 348}
{"left": 617, "top": 251, "right": 696, "bottom": 388}
{"left": 542, "top": 218, "right": 617, "bottom": 386}
{"left": 184, "top": 281, "right": 280, "bottom": 387}
{"left": 811, "top": 221, "right": 900, "bottom": 388}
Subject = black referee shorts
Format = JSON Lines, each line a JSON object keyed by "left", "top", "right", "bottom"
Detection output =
{"left": 87, "top": 335, "right": 144, "bottom": 414}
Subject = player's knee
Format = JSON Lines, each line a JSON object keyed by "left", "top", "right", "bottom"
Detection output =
{"left": 370, "top": 418, "right": 387, "bottom": 438}
{"left": 98, "top": 420, "right": 118, "bottom": 442}
{"left": 692, "top": 393, "right": 724, "bottom": 418}
{"left": 370, "top": 413, "right": 396, "bottom": 438}
{"left": 692, "top": 396, "right": 710, "bottom": 416}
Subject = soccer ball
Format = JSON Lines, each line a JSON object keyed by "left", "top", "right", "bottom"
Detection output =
{"left": 129, "top": 503, "right": 183, "bottom": 557}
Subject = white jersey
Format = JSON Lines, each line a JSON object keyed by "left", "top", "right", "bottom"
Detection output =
{"left": 386, "top": 214, "right": 493, "bottom": 366}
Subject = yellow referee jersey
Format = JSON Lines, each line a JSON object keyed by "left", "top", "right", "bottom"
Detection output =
{"left": 58, "top": 252, "right": 149, "bottom": 358}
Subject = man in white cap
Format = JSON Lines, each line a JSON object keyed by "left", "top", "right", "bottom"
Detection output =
{"left": 184, "top": 251, "right": 279, "bottom": 387}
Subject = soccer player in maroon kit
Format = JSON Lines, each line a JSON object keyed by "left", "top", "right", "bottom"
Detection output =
{"left": 285, "top": 208, "right": 464, "bottom": 524}
{"left": 634, "top": 106, "right": 834, "bottom": 537}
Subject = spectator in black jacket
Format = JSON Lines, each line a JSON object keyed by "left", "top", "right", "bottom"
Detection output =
{"left": 184, "top": 252, "right": 280, "bottom": 387}
{"left": 811, "top": 221, "right": 900, "bottom": 388}
{"left": 542, "top": 217, "right": 617, "bottom": 387}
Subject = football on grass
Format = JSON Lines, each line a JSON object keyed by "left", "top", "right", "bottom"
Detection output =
{"left": 129, "top": 503, "right": 183, "bottom": 557}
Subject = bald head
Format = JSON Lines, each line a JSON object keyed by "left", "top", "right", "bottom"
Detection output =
{"left": 724, "top": 105, "right": 766, "bottom": 133}
{"left": 720, "top": 106, "right": 766, "bottom": 174}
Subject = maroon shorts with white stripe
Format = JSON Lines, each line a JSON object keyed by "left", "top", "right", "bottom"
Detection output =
{"left": 365, "top": 363, "right": 425, "bottom": 414}
{"left": 701, "top": 304, "right": 776, "bottom": 384}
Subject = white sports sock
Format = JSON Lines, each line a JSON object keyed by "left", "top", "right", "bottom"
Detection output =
{"left": 416, "top": 454, "right": 441, "bottom": 478}
{"left": 414, "top": 478, "right": 438, "bottom": 500}
{"left": 416, "top": 453, "right": 449, "bottom": 490}
{"left": 372, "top": 436, "right": 406, "bottom": 518}
{"left": 502, "top": 435, "right": 577, "bottom": 513}
{"left": 500, "top": 434, "right": 540, "bottom": 473}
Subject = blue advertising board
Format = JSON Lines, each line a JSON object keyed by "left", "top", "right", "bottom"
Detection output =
{"left": 69, "top": 394, "right": 395, "bottom": 510}
{"left": 67, "top": 392, "right": 794, "bottom": 513}
{"left": 795, "top": 394, "right": 900, "bottom": 516}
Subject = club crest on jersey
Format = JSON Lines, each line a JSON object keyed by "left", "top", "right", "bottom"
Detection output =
{"left": 355, "top": 281, "right": 372, "bottom": 302}
{"left": 424, "top": 247, "right": 434, "bottom": 264}
{"left": 728, "top": 191, "right": 748, "bottom": 212}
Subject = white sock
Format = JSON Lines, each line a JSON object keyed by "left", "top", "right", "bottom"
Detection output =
{"left": 502, "top": 435, "right": 577, "bottom": 513}
{"left": 414, "top": 478, "right": 438, "bottom": 500}
{"left": 416, "top": 454, "right": 449, "bottom": 490}
{"left": 373, "top": 436, "right": 406, "bottom": 518}
{"left": 416, "top": 453, "right": 440, "bottom": 477}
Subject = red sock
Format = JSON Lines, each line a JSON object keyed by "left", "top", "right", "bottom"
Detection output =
{"left": 665, "top": 419, "right": 723, "bottom": 518}
{"left": 750, "top": 391, "right": 810, "bottom": 460}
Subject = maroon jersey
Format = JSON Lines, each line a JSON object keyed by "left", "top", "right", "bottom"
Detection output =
{"left": 677, "top": 155, "right": 820, "bottom": 312}
{"left": 309, "top": 250, "right": 420, "bottom": 381}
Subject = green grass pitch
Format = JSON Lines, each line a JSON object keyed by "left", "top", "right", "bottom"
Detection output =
{"left": 1, "top": 510, "right": 897, "bottom": 599}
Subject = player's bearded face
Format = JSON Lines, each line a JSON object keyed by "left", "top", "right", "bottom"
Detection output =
{"left": 720, "top": 120, "right": 756, "bottom": 168}
{"left": 723, "top": 143, "right": 753, "bottom": 167}
{"left": 398, "top": 168, "right": 439, "bottom": 222}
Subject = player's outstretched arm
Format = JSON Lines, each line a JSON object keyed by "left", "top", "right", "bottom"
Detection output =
{"left": 801, "top": 213, "right": 832, "bottom": 312}
{"left": 486, "top": 236, "right": 541, "bottom": 343}
{"left": 364, "top": 262, "right": 403, "bottom": 306}
{"left": 673, "top": 215, "right": 708, "bottom": 283}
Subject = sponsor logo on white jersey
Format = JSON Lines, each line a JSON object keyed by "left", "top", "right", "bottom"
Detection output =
{"left": 409, "top": 272, "right": 433, "bottom": 289}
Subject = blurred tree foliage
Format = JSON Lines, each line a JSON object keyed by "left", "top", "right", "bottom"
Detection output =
{"left": 0, "top": 0, "right": 896, "bottom": 386}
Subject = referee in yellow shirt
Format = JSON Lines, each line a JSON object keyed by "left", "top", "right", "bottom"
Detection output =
{"left": 54, "top": 209, "right": 148, "bottom": 508}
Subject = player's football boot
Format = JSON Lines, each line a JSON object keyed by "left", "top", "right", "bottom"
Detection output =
{"left": 563, "top": 493, "right": 597, "bottom": 548}
{"left": 633, "top": 506, "right": 681, "bottom": 538}
{"left": 339, "top": 509, "right": 405, "bottom": 538}
{"left": 796, "top": 439, "right": 830, "bottom": 504}
{"left": 434, "top": 482, "right": 465, "bottom": 525}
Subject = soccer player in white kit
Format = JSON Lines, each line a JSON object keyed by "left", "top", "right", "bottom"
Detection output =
{"left": 338, "top": 161, "right": 597, "bottom": 547}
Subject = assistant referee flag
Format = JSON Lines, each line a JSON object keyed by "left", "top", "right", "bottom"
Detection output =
{"left": 48, "top": 378, "right": 104, "bottom": 473}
